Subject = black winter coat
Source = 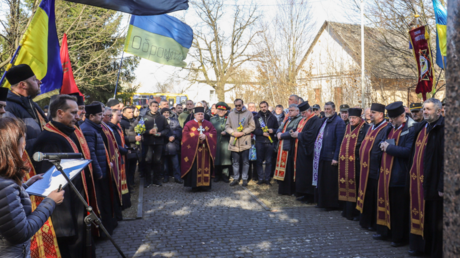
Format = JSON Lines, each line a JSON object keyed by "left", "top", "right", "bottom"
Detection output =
{"left": 164, "top": 117, "right": 181, "bottom": 155}
{"left": 254, "top": 111, "right": 279, "bottom": 144}
{"left": 384, "top": 117, "right": 416, "bottom": 187}
{"left": 120, "top": 116, "right": 138, "bottom": 148}
{"left": 143, "top": 111, "right": 170, "bottom": 145}
{"left": 80, "top": 120, "right": 107, "bottom": 178}
{"left": 318, "top": 113, "right": 346, "bottom": 161}
{"left": 0, "top": 177, "right": 55, "bottom": 258}
{"left": 4, "top": 91, "right": 48, "bottom": 152}
{"left": 409, "top": 116, "right": 444, "bottom": 200}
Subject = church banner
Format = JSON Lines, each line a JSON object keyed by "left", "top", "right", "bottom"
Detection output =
{"left": 408, "top": 25, "right": 436, "bottom": 100}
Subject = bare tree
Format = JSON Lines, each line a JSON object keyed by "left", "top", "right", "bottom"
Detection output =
{"left": 255, "top": 0, "right": 315, "bottom": 104}
{"left": 188, "top": 0, "right": 260, "bottom": 101}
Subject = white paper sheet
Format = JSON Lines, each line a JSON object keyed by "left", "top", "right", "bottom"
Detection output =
{"left": 26, "top": 159, "right": 91, "bottom": 197}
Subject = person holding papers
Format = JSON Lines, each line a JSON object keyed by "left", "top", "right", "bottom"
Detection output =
{"left": 31, "top": 95, "right": 99, "bottom": 258}
{"left": 0, "top": 117, "right": 64, "bottom": 257}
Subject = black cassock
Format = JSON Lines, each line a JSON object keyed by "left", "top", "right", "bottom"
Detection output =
{"left": 31, "top": 121, "right": 95, "bottom": 258}
{"left": 295, "top": 116, "right": 323, "bottom": 199}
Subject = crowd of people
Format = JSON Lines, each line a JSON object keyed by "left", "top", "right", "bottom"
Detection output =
{"left": 0, "top": 63, "right": 444, "bottom": 258}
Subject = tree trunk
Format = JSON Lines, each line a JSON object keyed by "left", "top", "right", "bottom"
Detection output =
{"left": 216, "top": 82, "right": 225, "bottom": 102}
{"left": 444, "top": 0, "right": 460, "bottom": 256}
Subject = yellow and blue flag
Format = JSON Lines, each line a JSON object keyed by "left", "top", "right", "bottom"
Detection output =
{"left": 4, "top": 0, "right": 62, "bottom": 100}
{"left": 124, "top": 15, "right": 193, "bottom": 68}
{"left": 432, "top": 0, "right": 447, "bottom": 69}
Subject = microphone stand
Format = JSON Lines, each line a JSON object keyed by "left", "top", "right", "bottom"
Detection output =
{"left": 50, "top": 160, "right": 126, "bottom": 258}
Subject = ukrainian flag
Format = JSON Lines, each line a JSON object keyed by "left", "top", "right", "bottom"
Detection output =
{"left": 124, "top": 14, "right": 193, "bottom": 68}
{"left": 432, "top": 0, "right": 447, "bottom": 69}
{"left": 4, "top": 0, "right": 62, "bottom": 100}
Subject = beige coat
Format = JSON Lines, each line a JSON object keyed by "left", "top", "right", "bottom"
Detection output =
{"left": 225, "top": 107, "right": 256, "bottom": 152}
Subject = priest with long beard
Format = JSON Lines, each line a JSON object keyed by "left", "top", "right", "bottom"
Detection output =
{"left": 181, "top": 107, "right": 217, "bottom": 191}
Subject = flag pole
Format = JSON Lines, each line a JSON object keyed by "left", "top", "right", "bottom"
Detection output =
{"left": 113, "top": 51, "right": 125, "bottom": 98}
{"left": 0, "top": 45, "right": 22, "bottom": 87}
{"left": 361, "top": 0, "right": 365, "bottom": 109}
{"left": 113, "top": 14, "right": 132, "bottom": 98}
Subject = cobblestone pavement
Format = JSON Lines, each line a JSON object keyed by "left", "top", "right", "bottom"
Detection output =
{"left": 95, "top": 181, "right": 411, "bottom": 258}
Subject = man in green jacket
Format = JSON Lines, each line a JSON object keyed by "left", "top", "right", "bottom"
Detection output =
{"left": 210, "top": 102, "right": 232, "bottom": 183}
{"left": 179, "top": 100, "right": 194, "bottom": 127}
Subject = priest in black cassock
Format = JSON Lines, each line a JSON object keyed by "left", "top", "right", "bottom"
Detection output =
{"left": 289, "top": 101, "right": 322, "bottom": 204}
{"left": 356, "top": 103, "right": 389, "bottom": 231}
{"left": 274, "top": 104, "right": 302, "bottom": 196}
{"left": 181, "top": 107, "right": 217, "bottom": 191}
{"left": 31, "top": 95, "right": 98, "bottom": 258}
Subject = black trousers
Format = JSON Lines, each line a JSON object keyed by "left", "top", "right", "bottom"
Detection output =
{"left": 376, "top": 187, "right": 409, "bottom": 243}
{"left": 126, "top": 159, "right": 137, "bottom": 187}
{"left": 359, "top": 178, "right": 378, "bottom": 230}
{"left": 256, "top": 142, "right": 274, "bottom": 181}
{"left": 145, "top": 144, "right": 164, "bottom": 184}
{"left": 409, "top": 199, "right": 443, "bottom": 257}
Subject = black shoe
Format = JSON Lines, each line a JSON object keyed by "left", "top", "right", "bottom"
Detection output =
{"left": 153, "top": 180, "right": 163, "bottom": 186}
{"left": 242, "top": 180, "right": 248, "bottom": 187}
{"left": 163, "top": 177, "right": 169, "bottom": 183}
{"left": 214, "top": 177, "right": 220, "bottom": 183}
{"left": 367, "top": 227, "right": 376, "bottom": 231}
{"left": 144, "top": 183, "right": 150, "bottom": 188}
{"left": 353, "top": 216, "right": 360, "bottom": 221}
{"left": 265, "top": 180, "right": 272, "bottom": 186}
{"left": 257, "top": 180, "right": 264, "bottom": 185}
{"left": 391, "top": 242, "right": 406, "bottom": 247}
{"left": 301, "top": 199, "right": 312, "bottom": 204}
{"left": 341, "top": 211, "right": 346, "bottom": 217}
{"left": 174, "top": 178, "right": 183, "bottom": 184}
{"left": 296, "top": 196, "right": 307, "bottom": 201}
{"left": 372, "top": 234, "right": 387, "bottom": 240}
{"left": 229, "top": 180, "right": 239, "bottom": 186}
{"left": 222, "top": 176, "right": 230, "bottom": 183}
{"left": 408, "top": 250, "right": 424, "bottom": 256}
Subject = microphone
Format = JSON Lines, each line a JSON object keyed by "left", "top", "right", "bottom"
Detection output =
{"left": 33, "top": 152, "right": 83, "bottom": 162}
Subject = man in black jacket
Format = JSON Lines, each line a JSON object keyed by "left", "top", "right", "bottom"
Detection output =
{"left": 253, "top": 101, "right": 279, "bottom": 185}
{"left": 407, "top": 98, "right": 444, "bottom": 258}
{"left": 143, "top": 101, "right": 170, "bottom": 187}
{"left": 161, "top": 108, "right": 183, "bottom": 184}
{"left": 80, "top": 104, "right": 117, "bottom": 236}
{"left": 4, "top": 64, "right": 47, "bottom": 152}
{"left": 120, "top": 106, "right": 141, "bottom": 189}
{"left": 372, "top": 102, "right": 416, "bottom": 247}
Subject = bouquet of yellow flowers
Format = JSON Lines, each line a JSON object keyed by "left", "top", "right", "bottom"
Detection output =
{"left": 259, "top": 118, "right": 273, "bottom": 143}
{"left": 233, "top": 117, "right": 246, "bottom": 145}
{"left": 134, "top": 117, "right": 146, "bottom": 145}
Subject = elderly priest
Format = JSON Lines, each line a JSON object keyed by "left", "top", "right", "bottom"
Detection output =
{"left": 181, "top": 107, "right": 217, "bottom": 191}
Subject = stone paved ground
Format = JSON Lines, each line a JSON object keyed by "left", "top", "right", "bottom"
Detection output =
{"left": 95, "top": 181, "right": 412, "bottom": 258}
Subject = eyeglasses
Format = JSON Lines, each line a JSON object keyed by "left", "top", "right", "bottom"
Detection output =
{"left": 104, "top": 114, "right": 113, "bottom": 117}
{"left": 235, "top": 105, "right": 242, "bottom": 107}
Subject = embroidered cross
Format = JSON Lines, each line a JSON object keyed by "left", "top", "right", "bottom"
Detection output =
{"left": 198, "top": 125, "right": 205, "bottom": 135}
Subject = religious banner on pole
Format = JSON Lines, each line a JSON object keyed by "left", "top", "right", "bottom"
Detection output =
{"left": 408, "top": 25, "right": 436, "bottom": 100}
{"left": 123, "top": 14, "right": 193, "bottom": 68}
